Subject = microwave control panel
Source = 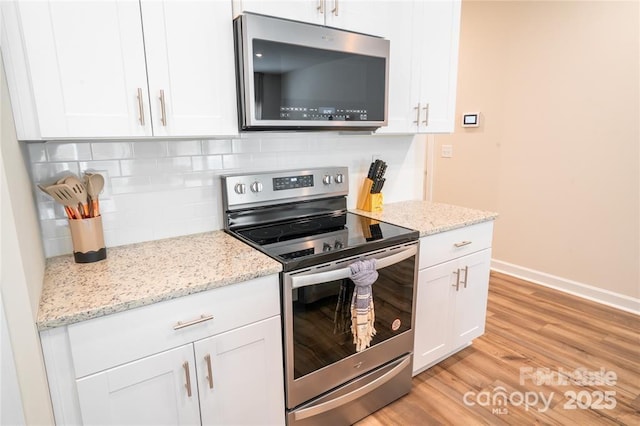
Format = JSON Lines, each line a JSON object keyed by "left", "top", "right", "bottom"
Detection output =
{"left": 279, "top": 106, "right": 368, "bottom": 121}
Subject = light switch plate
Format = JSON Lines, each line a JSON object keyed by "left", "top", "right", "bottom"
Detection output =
{"left": 441, "top": 145, "right": 453, "bottom": 158}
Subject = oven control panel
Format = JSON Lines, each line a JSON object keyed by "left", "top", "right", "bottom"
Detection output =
{"left": 222, "top": 167, "right": 349, "bottom": 210}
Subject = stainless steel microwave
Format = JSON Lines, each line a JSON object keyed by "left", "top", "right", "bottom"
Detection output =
{"left": 233, "top": 13, "right": 390, "bottom": 131}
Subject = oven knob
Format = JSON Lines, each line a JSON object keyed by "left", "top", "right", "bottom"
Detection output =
{"left": 334, "top": 240, "right": 343, "bottom": 249}
{"left": 335, "top": 173, "right": 344, "bottom": 184}
{"left": 234, "top": 183, "right": 247, "bottom": 194}
{"left": 323, "top": 242, "right": 332, "bottom": 252}
{"left": 250, "top": 181, "right": 263, "bottom": 193}
{"left": 322, "top": 175, "right": 333, "bottom": 185}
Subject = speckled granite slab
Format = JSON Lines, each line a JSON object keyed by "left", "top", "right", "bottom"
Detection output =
{"left": 38, "top": 231, "right": 282, "bottom": 330}
{"left": 352, "top": 200, "right": 498, "bottom": 237}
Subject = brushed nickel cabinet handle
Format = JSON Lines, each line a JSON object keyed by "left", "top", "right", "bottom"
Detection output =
{"left": 413, "top": 103, "right": 421, "bottom": 124}
{"left": 205, "top": 354, "right": 214, "bottom": 389}
{"left": 159, "top": 89, "right": 167, "bottom": 126}
{"left": 462, "top": 265, "right": 469, "bottom": 288}
{"left": 136, "top": 88, "right": 145, "bottom": 126}
{"left": 454, "top": 240, "right": 472, "bottom": 248}
{"left": 317, "top": 0, "right": 324, "bottom": 13}
{"left": 332, "top": 0, "right": 339, "bottom": 15}
{"left": 422, "top": 103, "right": 429, "bottom": 126}
{"left": 452, "top": 269, "right": 460, "bottom": 291}
{"left": 174, "top": 314, "right": 214, "bottom": 330}
{"left": 183, "top": 361, "right": 192, "bottom": 397}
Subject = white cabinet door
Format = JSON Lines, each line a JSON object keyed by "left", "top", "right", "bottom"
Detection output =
{"left": 141, "top": 0, "right": 238, "bottom": 137}
{"left": 413, "top": 247, "right": 491, "bottom": 374}
{"left": 412, "top": 0, "right": 461, "bottom": 133}
{"left": 233, "top": 0, "right": 323, "bottom": 24}
{"left": 413, "top": 260, "right": 456, "bottom": 373}
{"left": 452, "top": 249, "right": 492, "bottom": 349}
{"left": 76, "top": 345, "right": 201, "bottom": 426}
{"left": 15, "top": 0, "right": 151, "bottom": 138}
{"left": 195, "top": 316, "right": 285, "bottom": 426}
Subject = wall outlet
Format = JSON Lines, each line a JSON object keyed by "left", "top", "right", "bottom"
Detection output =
{"left": 441, "top": 145, "right": 453, "bottom": 158}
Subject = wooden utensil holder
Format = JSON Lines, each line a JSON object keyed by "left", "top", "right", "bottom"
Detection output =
{"left": 357, "top": 178, "right": 384, "bottom": 212}
{"left": 68, "top": 216, "right": 107, "bottom": 263}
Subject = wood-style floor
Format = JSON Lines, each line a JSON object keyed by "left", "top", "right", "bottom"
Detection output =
{"left": 357, "top": 271, "right": 640, "bottom": 425}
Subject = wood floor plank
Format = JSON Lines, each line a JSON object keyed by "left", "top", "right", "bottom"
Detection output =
{"left": 356, "top": 272, "right": 640, "bottom": 425}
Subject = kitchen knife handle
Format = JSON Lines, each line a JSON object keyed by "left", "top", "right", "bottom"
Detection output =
{"left": 136, "top": 88, "right": 145, "bottom": 126}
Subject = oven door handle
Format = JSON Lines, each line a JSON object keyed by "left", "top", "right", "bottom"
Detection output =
{"left": 291, "top": 245, "right": 416, "bottom": 289}
{"left": 293, "top": 355, "right": 411, "bottom": 421}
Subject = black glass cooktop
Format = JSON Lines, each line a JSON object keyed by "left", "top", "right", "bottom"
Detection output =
{"left": 232, "top": 212, "right": 419, "bottom": 271}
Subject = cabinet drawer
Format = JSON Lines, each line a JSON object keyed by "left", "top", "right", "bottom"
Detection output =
{"left": 68, "top": 274, "right": 279, "bottom": 378}
{"left": 419, "top": 221, "right": 493, "bottom": 269}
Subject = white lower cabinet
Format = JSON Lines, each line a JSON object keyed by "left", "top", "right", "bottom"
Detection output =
{"left": 413, "top": 222, "right": 494, "bottom": 375}
{"left": 76, "top": 344, "right": 201, "bottom": 425}
{"left": 40, "top": 275, "right": 285, "bottom": 426}
{"left": 76, "top": 317, "right": 283, "bottom": 426}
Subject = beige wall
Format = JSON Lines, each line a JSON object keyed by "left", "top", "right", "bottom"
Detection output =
{"left": 433, "top": 1, "right": 639, "bottom": 299}
{"left": 1, "top": 58, "right": 54, "bottom": 424}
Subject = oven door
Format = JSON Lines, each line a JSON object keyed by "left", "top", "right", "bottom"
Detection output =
{"left": 283, "top": 242, "right": 418, "bottom": 410}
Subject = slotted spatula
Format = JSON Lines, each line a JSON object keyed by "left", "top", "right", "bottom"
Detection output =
{"left": 63, "top": 175, "right": 89, "bottom": 218}
{"left": 46, "top": 183, "right": 83, "bottom": 219}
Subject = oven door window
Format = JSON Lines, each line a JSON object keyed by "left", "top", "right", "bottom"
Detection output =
{"left": 291, "top": 255, "right": 414, "bottom": 380}
{"left": 252, "top": 39, "right": 386, "bottom": 122}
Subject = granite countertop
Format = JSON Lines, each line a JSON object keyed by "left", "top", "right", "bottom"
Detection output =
{"left": 37, "top": 230, "right": 282, "bottom": 330}
{"left": 353, "top": 200, "right": 498, "bottom": 237}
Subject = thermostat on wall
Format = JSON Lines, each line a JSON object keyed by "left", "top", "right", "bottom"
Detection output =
{"left": 462, "top": 112, "right": 480, "bottom": 127}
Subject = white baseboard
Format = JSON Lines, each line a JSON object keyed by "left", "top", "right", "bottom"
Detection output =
{"left": 491, "top": 259, "right": 640, "bottom": 316}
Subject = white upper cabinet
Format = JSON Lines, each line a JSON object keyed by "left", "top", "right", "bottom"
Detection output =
{"left": 377, "top": 0, "right": 461, "bottom": 134}
{"left": 140, "top": 0, "right": 238, "bottom": 137}
{"left": 1, "top": 0, "right": 238, "bottom": 140}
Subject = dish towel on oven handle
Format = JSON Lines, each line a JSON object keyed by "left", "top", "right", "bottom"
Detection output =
{"left": 349, "top": 259, "right": 378, "bottom": 352}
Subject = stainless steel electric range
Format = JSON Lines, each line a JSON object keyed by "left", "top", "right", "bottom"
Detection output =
{"left": 222, "top": 167, "right": 419, "bottom": 426}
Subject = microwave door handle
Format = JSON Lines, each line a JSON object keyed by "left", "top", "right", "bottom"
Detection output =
{"left": 290, "top": 246, "right": 417, "bottom": 290}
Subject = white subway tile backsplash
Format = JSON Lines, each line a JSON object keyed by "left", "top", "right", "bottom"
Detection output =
{"left": 167, "top": 140, "right": 202, "bottom": 157}
{"left": 46, "top": 142, "right": 92, "bottom": 161}
{"left": 111, "top": 176, "right": 152, "bottom": 195}
{"left": 132, "top": 141, "right": 168, "bottom": 158}
{"left": 30, "top": 134, "right": 419, "bottom": 257}
{"left": 79, "top": 161, "right": 121, "bottom": 177}
{"left": 184, "top": 172, "right": 216, "bottom": 188}
{"left": 31, "top": 162, "right": 80, "bottom": 183}
{"left": 91, "top": 142, "right": 132, "bottom": 160}
{"left": 157, "top": 157, "right": 192, "bottom": 173}
{"left": 192, "top": 155, "right": 223, "bottom": 171}
{"left": 232, "top": 139, "right": 260, "bottom": 153}
{"left": 202, "top": 139, "right": 232, "bottom": 155}
{"left": 27, "top": 142, "right": 47, "bottom": 162}
{"left": 120, "top": 159, "right": 158, "bottom": 176}
{"left": 150, "top": 174, "right": 185, "bottom": 189}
